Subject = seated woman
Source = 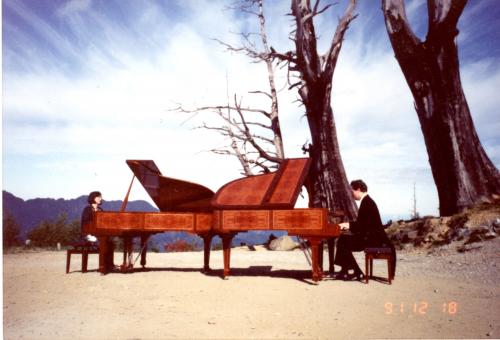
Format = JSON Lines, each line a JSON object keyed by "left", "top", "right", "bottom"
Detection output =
{"left": 81, "top": 191, "right": 116, "bottom": 270}
{"left": 334, "top": 180, "right": 395, "bottom": 281}
{"left": 80, "top": 191, "right": 103, "bottom": 243}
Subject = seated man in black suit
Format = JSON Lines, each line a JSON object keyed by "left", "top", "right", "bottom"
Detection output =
{"left": 334, "top": 180, "right": 395, "bottom": 280}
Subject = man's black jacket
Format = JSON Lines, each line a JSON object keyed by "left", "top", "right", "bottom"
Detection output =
{"left": 350, "top": 195, "right": 390, "bottom": 247}
{"left": 349, "top": 194, "right": 396, "bottom": 275}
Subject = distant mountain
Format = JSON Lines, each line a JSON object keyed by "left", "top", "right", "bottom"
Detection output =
{"left": 2, "top": 191, "right": 278, "bottom": 250}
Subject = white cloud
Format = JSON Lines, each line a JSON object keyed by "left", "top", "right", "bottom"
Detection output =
{"left": 4, "top": 0, "right": 83, "bottom": 67}
{"left": 56, "top": 0, "right": 92, "bottom": 18}
{"left": 2, "top": 0, "right": 274, "bottom": 204}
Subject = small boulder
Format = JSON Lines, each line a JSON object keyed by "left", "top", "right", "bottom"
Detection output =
{"left": 269, "top": 235, "right": 299, "bottom": 251}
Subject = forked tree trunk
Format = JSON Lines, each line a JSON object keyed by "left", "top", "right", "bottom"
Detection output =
{"left": 291, "top": 0, "right": 358, "bottom": 220}
{"left": 382, "top": 0, "right": 500, "bottom": 215}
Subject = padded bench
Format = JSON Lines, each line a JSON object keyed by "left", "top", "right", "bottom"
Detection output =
{"left": 66, "top": 242, "right": 99, "bottom": 273}
{"left": 364, "top": 247, "right": 394, "bottom": 284}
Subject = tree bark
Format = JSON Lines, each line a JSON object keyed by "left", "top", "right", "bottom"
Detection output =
{"left": 290, "top": 0, "right": 358, "bottom": 220}
{"left": 382, "top": 0, "right": 500, "bottom": 215}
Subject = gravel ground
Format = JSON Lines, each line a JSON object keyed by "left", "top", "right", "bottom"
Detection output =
{"left": 3, "top": 238, "right": 499, "bottom": 339}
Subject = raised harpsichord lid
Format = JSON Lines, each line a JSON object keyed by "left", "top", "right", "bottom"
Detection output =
{"left": 211, "top": 158, "right": 311, "bottom": 210}
{"left": 126, "top": 160, "right": 215, "bottom": 212}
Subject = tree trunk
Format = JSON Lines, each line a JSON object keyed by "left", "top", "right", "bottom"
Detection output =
{"left": 290, "top": 0, "right": 358, "bottom": 220}
{"left": 304, "top": 92, "right": 358, "bottom": 219}
{"left": 382, "top": 0, "right": 500, "bottom": 215}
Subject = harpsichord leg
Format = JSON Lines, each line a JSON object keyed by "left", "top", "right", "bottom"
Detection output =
{"left": 202, "top": 234, "right": 213, "bottom": 273}
{"left": 98, "top": 236, "right": 109, "bottom": 274}
{"left": 221, "top": 234, "right": 234, "bottom": 279}
{"left": 121, "top": 236, "right": 128, "bottom": 270}
{"left": 120, "top": 236, "right": 134, "bottom": 273}
{"left": 319, "top": 241, "right": 324, "bottom": 277}
{"left": 308, "top": 238, "right": 322, "bottom": 282}
{"left": 140, "top": 234, "right": 149, "bottom": 268}
{"left": 327, "top": 238, "right": 336, "bottom": 275}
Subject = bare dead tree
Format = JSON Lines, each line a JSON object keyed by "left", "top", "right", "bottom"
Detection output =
{"left": 382, "top": 0, "right": 500, "bottom": 216}
{"left": 223, "top": 0, "right": 285, "bottom": 160}
{"left": 411, "top": 182, "right": 419, "bottom": 219}
{"left": 268, "top": 0, "right": 358, "bottom": 219}
{"left": 174, "top": 0, "right": 284, "bottom": 176}
{"left": 177, "top": 92, "right": 283, "bottom": 174}
{"left": 175, "top": 0, "right": 359, "bottom": 220}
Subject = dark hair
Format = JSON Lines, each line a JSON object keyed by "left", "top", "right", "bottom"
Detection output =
{"left": 87, "top": 191, "right": 102, "bottom": 204}
{"left": 350, "top": 180, "right": 367, "bottom": 192}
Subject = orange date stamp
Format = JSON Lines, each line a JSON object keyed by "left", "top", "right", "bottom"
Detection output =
{"left": 384, "top": 301, "right": 458, "bottom": 315}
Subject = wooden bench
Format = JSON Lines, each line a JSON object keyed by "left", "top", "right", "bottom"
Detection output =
{"left": 364, "top": 247, "right": 394, "bottom": 284}
{"left": 66, "top": 242, "right": 99, "bottom": 273}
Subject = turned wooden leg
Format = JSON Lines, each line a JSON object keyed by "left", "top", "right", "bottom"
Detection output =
{"left": 309, "top": 238, "right": 321, "bottom": 282}
{"left": 222, "top": 234, "right": 234, "bottom": 278}
{"left": 319, "top": 241, "right": 324, "bottom": 276}
{"left": 122, "top": 237, "right": 129, "bottom": 269}
{"left": 126, "top": 237, "right": 134, "bottom": 271}
{"left": 108, "top": 238, "right": 115, "bottom": 271}
{"left": 327, "top": 238, "right": 336, "bottom": 274}
{"left": 140, "top": 235, "right": 148, "bottom": 268}
{"left": 121, "top": 236, "right": 134, "bottom": 272}
{"left": 98, "top": 236, "right": 109, "bottom": 274}
{"left": 202, "top": 234, "right": 213, "bottom": 273}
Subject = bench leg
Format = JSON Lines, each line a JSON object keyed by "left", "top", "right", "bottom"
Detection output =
{"left": 365, "top": 255, "right": 369, "bottom": 284}
{"left": 387, "top": 258, "right": 392, "bottom": 284}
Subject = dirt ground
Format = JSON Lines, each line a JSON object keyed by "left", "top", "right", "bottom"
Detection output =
{"left": 3, "top": 238, "right": 499, "bottom": 339}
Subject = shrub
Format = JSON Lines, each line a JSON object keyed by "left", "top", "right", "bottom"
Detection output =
{"left": 28, "top": 213, "right": 80, "bottom": 247}
{"left": 3, "top": 213, "right": 21, "bottom": 249}
{"left": 211, "top": 241, "right": 223, "bottom": 251}
{"left": 164, "top": 239, "right": 198, "bottom": 252}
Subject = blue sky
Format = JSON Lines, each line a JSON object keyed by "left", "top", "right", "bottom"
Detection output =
{"left": 2, "top": 0, "right": 500, "bottom": 220}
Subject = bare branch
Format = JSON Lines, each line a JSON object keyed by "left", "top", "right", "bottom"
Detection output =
{"left": 288, "top": 81, "right": 302, "bottom": 90}
{"left": 248, "top": 90, "right": 272, "bottom": 99}
{"left": 213, "top": 38, "right": 265, "bottom": 61}
{"left": 231, "top": 94, "right": 283, "bottom": 164}
{"left": 323, "top": 0, "right": 357, "bottom": 77}
{"left": 173, "top": 103, "right": 270, "bottom": 118}
{"left": 382, "top": 0, "right": 421, "bottom": 45}
{"left": 252, "top": 159, "right": 273, "bottom": 173}
{"left": 174, "top": 0, "right": 286, "bottom": 175}
{"left": 268, "top": 48, "right": 296, "bottom": 63}
{"left": 225, "top": 0, "right": 260, "bottom": 16}
{"left": 428, "top": 0, "right": 467, "bottom": 28}
{"left": 244, "top": 121, "right": 273, "bottom": 130}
